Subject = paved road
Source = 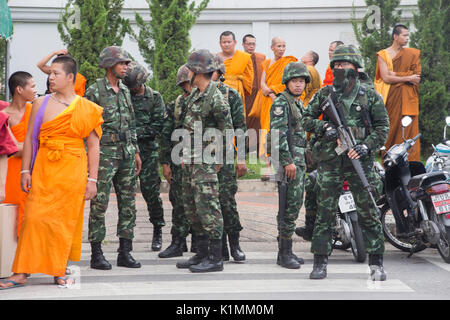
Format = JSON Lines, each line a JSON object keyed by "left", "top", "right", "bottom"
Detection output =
{"left": 1, "top": 189, "right": 450, "bottom": 301}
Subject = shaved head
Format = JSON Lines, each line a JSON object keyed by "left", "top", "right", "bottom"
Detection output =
{"left": 271, "top": 37, "right": 285, "bottom": 46}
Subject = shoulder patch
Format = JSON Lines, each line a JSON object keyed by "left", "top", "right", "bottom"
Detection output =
{"left": 273, "top": 105, "right": 284, "bottom": 116}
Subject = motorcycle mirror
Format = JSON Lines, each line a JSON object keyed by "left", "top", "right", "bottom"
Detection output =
{"left": 401, "top": 116, "right": 412, "bottom": 128}
{"left": 445, "top": 116, "right": 450, "bottom": 139}
{"left": 379, "top": 146, "right": 386, "bottom": 151}
{"left": 446, "top": 116, "right": 450, "bottom": 126}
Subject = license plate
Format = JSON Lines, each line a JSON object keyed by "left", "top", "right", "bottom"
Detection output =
{"left": 431, "top": 192, "right": 450, "bottom": 215}
{"left": 339, "top": 192, "right": 356, "bottom": 213}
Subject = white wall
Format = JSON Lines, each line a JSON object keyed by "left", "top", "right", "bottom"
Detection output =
{"left": 6, "top": 0, "right": 417, "bottom": 97}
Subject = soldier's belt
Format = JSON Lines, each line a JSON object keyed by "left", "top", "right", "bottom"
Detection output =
{"left": 101, "top": 131, "right": 131, "bottom": 143}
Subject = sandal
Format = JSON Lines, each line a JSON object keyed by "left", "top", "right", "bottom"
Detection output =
{"left": 0, "top": 279, "right": 25, "bottom": 290}
{"left": 54, "top": 276, "right": 75, "bottom": 287}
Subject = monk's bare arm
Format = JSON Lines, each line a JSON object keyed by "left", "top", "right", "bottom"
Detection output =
{"left": 260, "top": 70, "right": 273, "bottom": 97}
{"left": 85, "top": 130, "right": 100, "bottom": 200}
{"left": 36, "top": 49, "right": 68, "bottom": 75}
{"left": 20, "top": 97, "right": 43, "bottom": 192}
{"left": 378, "top": 56, "right": 420, "bottom": 84}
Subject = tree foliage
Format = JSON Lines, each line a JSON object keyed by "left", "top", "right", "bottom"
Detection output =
{"left": 57, "top": 0, "right": 131, "bottom": 86}
{"left": 410, "top": 0, "right": 450, "bottom": 155}
{"left": 133, "top": 0, "right": 209, "bottom": 103}
{"left": 351, "top": 0, "right": 403, "bottom": 78}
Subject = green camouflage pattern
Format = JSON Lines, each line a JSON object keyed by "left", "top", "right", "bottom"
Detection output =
{"left": 304, "top": 172, "right": 318, "bottom": 218}
{"left": 270, "top": 91, "right": 307, "bottom": 168}
{"left": 282, "top": 61, "right": 311, "bottom": 84}
{"left": 330, "top": 44, "right": 363, "bottom": 69}
{"left": 161, "top": 95, "right": 187, "bottom": 165}
{"left": 85, "top": 77, "right": 139, "bottom": 159}
{"left": 181, "top": 81, "right": 233, "bottom": 240}
{"left": 131, "top": 85, "right": 166, "bottom": 227}
{"left": 89, "top": 155, "right": 137, "bottom": 242}
{"left": 186, "top": 49, "right": 216, "bottom": 74}
{"left": 86, "top": 77, "right": 139, "bottom": 243}
{"left": 124, "top": 61, "right": 149, "bottom": 90}
{"left": 214, "top": 55, "right": 226, "bottom": 75}
{"left": 177, "top": 64, "right": 191, "bottom": 86}
{"left": 99, "top": 46, "right": 132, "bottom": 69}
{"left": 301, "top": 75, "right": 389, "bottom": 256}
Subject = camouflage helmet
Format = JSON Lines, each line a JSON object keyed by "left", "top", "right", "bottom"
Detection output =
{"left": 186, "top": 49, "right": 216, "bottom": 74}
{"left": 282, "top": 62, "right": 311, "bottom": 84}
{"left": 123, "top": 61, "right": 149, "bottom": 89}
{"left": 213, "top": 55, "right": 226, "bottom": 75}
{"left": 330, "top": 44, "right": 363, "bottom": 69}
{"left": 176, "top": 64, "right": 191, "bottom": 86}
{"left": 99, "top": 46, "right": 132, "bottom": 69}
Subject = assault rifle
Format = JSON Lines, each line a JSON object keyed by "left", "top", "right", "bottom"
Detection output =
{"left": 321, "top": 92, "right": 380, "bottom": 214}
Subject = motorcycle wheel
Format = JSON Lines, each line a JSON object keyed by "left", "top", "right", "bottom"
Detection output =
{"left": 380, "top": 204, "right": 427, "bottom": 253}
{"left": 349, "top": 219, "right": 366, "bottom": 263}
{"left": 430, "top": 206, "right": 450, "bottom": 263}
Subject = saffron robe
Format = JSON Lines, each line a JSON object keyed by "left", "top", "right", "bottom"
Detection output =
{"left": 322, "top": 65, "right": 333, "bottom": 87}
{"left": 224, "top": 50, "right": 254, "bottom": 114}
{"left": 12, "top": 96, "right": 103, "bottom": 277}
{"left": 249, "top": 55, "right": 298, "bottom": 156}
{"left": 75, "top": 73, "right": 87, "bottom": 97}
{"left": 378, "top": 48, "right": 421, "bottom": 161}
{"left": 301, "top": 65, "right": 322, "bottom": 106}
{"left": 3, "top": 103, "right": 32, "bottom": 236}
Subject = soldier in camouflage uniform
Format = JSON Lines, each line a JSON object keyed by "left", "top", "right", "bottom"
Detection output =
{"left": 85, "top": 46, "right": 142, "bottom": 270}
{"left": 123, "top": 61, "right": 166, "bottom": 252}
{"left": 301, "top": 45, "right": 389, "bottom": 281}
{"left": 270, "top": 62, "right": 310, "bottom": 269}
{"left": 212, "top": 55, "right": 247, "bottom": 262}
{"left": 158, "top": 64, "right": 192, "bottom": 258}
{"left": 175, "top": 49, "right": 234, "bottom": 273}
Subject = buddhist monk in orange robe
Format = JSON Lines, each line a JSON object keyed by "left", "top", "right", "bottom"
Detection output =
{"left": 300, "top": 51, "right": 322, "bottom": 105}
{"left": 0, "top": 56, "right": 102, "bottom": 289}
{"left": 218, "top": 31, "right": 254, "bottom": 115}
{"left": 37, "top": 49, "right": 87, "bottom": 96}
{"left": 249, "top": 37, "right": 297, "bottom": 158}
{"left": 242, "top": 34, "right": 266, "bottom": 150}
{"left": 2, "top": 71, "right": 37, "bottom": 236}
{"left": 375, "top": 25, "right": 421, "bottom": 161}
{"left": 321, "top": 41, "right": 344, "bottom": 88}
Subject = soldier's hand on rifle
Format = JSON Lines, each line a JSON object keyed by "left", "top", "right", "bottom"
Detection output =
{"left": 323, "top": 122, "right": 339, "bottom": 142}
{"left": 162, "top": 164, "right": 173, "bottom": 184}
{"left": 135, "top": 153, "right": 142, "bottom": 176}
{"left": 284, "top": 163, "right": 297, "bottom": 180}
{"left": 348, "top": 144, "right": 369, "bottom": 160}
{"left": 216, "top": 164, "right": 222, "bottom": 173}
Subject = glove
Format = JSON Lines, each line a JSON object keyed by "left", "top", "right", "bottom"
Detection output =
{"left": 323, "top": 122, "right": 339, "bottom": 141}
{"left": 352, "top": 144, "right": 369, "bottom": 158}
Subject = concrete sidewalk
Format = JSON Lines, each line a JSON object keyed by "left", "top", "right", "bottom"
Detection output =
{"left": 82, "top": 179, "right": 306, "bottom": 252}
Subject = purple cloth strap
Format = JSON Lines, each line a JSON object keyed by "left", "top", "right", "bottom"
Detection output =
{"left": 30, "top": 94, "right": 51, "bottom": 174}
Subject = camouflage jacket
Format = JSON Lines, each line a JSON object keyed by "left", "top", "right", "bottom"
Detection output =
{"left": 301, "top": 78, "right": 389, "bottom": 163}
{"left": 131, "top": 85, "right": 165, "bottom": 150}
{"left": 183, "top": 81, "right": 233, "bottom": 163}
{"left": 215, "top": 81, "right": 247, "bottom": 162}
{"left": 270, "top": 90, "right": 307, "bottom": 168}
{"left": 85, "top": 77, "right": 139, "bottom": 159}
{"left": 161, "top": 94, "right": 188, "bottom": 165}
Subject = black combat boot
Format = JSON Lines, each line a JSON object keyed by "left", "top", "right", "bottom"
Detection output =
{"left": 276, "top": 236, "right": 304, "bottom": 265}
{"left": 117, "top": 238, "right": 141, "bottom": 268}
{"left": 189, "top": 239, "right": 224, "bottom": 273}
{"left": 222, "top": 233, "right": 230, "bottom": 261}
{"left": 228, "top": 232, "right": 246, "bottom": 262}
{"left": 176, "top": 235, "right": 209, "bottom": 269}
{"left": 190, "top": 231, "right": 197, "bottom": 253}
{"left": 295, "top": 214, "right": 315, "bottom": 241}
{"left": 369, "top": 254, "right": 387, "bottom": 281}
{"left": 277, "top": 238, "right": 301, "bottom": 269}
{"left": 158, "top": 234, "right": 185, "bottom": 258}
{"left": 181, "top": 238, "right": 188, "bottom": 252}
{"left": 90, "top": 242, "right": 112, "bottom": 270}
{"left": 151, "top": 226, "right": 162, "bottom": 251}
{"left": 310, "top": 254, "right": 328, "bottom": 279}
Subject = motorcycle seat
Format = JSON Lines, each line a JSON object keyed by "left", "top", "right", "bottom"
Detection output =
{"left": 407, "top": 171, "right": 450, "bottom": 191}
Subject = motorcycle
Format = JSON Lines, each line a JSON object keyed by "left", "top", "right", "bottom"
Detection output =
{"left": 331, "top": 180, "right": 367, "bottom": 263}
{"left": 379, "top": 116, "right": 450, "bottom": 262}
{"left": 425, "top": 116, "right": 450, "bottom": 174}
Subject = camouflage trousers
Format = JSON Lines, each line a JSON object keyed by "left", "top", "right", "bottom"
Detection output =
{"left": 311, "top": 156, "right": 385, "bottom": 256}
{"left": 168, "top": 164, "right": 190, "bottom": 238}
{"left": 218, "top": 163, "right": 243, "bottom": 234}
{"left": 304, "top": 171, "right": 318, "bottom": 219}
{"left": 89, "top": 153, "right": 137, "bottom": 242}
{"left": 277, "top": 165, "right": 306, "bottom": 238}
{"left": 138, "top": 142, "right": 164, "bottom": 228}
{"left": 182, "top": 163, "right": 223, "bottom": 240}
